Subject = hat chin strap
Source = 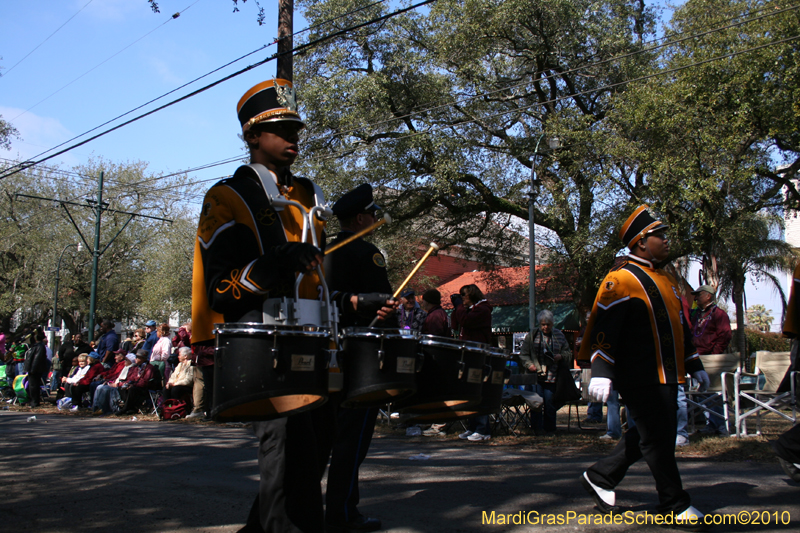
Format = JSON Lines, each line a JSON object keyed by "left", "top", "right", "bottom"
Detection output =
{"left": 276, "top": 167, "right": 293, "bottom": 188}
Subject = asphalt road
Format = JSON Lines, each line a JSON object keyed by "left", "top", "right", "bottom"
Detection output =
{"left": 1, "top": 411, "right": 798, "bottom": 532}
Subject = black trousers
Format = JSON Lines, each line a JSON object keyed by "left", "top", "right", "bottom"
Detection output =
{"left": 71, "top": 383, "right": 91, "bottom": 408}
{"left": 201, "top": 365, "right": 214, "bottom": 416}
{"left": 119, "top": 386, "right": 148, "bottom": 413}
{"left": 326, "top": 404, "right": 379, "bottom": 525}
{"left": 587, "top": 384, "right": 691, "bottom": 514}
{"left": 242, "top": 402, "right": 335, "bottom": 533}
{"left": 164, "top": 384, "right": 192, "bottom": 401}
{"left": 773, "top": 424, "right": 800, "bottom": 464}
{"left": 26, "top": 373, "right": 43, "bottom": 406}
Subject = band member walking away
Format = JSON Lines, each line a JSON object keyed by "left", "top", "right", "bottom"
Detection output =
{"left": 578, "top": 205, "right": 712, "bottom": 531}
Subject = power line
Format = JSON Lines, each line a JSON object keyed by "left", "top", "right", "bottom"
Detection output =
{"left": 8, "top": 0, "right": 392, "bottom": 166}
{"left": 0, "top": 0, "right": 438, "bottom": 182}
{"left": 0, "top": 157, "right": 98, "bottom": 183}
{"left": 2, "top": 0, "right": 790, "bottom": 183}
{"left": 148, "top": 2, "right": 800, "bottom": 170}
{"left": 9, "top": 1, "right": 201, "bottom": 123}
{"left": 1, "top": 0, "right": 94, "bottom": 78}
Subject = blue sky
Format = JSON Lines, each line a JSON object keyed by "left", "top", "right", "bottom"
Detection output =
{"left": 1, "top": 0, "right": 291, "bottom": 195}
{"left": 1, "top": 0, "right": 789, "bottom": 330}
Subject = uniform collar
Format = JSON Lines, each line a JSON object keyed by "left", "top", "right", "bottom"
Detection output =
{"left": 626, "top": 254, "right": 654, "bottom": 269}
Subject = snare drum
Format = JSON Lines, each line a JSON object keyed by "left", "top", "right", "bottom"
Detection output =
{"left": 394, "top": 335, "right": 488, "bottom": 414}
{"left": 472, "top": 347, "right": 511, "bottom": 415}
{"left": 212, "top": 323, "right": 331, "bottom": 422}
{"left": 339, "top": 328, "right": 419, "bottom": 409}
{"left": 403, "top": 347, "right": 509, "bottom": 424}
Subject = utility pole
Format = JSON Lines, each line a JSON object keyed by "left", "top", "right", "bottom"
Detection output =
{"left": 277, "top": 0, "right": 293, "bottom": 81}
{"left": 88, "top": 171, "right": 104, "bottom": 338}
{"left": 17, "top": 172, "right": 172, "bottom": 341}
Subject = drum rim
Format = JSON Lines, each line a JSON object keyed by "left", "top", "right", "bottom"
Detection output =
{"left": 343, "top": 327, "right": 418, "bottom": 340}
{"left": 418, "top": 334, "right": 488, "bottom": 352}
{"left": 214, "top": 322, "right": 331, "bottom": 337}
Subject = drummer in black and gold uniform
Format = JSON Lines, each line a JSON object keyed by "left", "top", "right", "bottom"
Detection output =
{"left": 578, "top": 205, "right": 712, "bottom": 530}
{"left": 323, "top": 183, "right": 396, "bottom": 533}
{"left": 191, "top": 80, "right": 392, "bottom": 533}
{"left": 772, "top": 261, "right": 800, "bottom": 482}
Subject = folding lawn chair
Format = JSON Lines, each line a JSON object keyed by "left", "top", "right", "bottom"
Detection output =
{"left": 684, "top": 352, "right": 740, "bottom": 434}
{"left": 724, "top": 351, "right": 796, "bottom": 437}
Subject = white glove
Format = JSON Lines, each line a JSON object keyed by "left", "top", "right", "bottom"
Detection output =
{"left": 588, "top": 377, "right": 613, "bottom": 403}
{"left": 692, "top": 370, "right": 710, "bottom": 392}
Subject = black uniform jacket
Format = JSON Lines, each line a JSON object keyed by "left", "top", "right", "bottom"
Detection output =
{"left": 323, "top": 231, "right": 395, "bottom": 328}
{"left": 192, "top": 171, "right": 325, "bottom": 344}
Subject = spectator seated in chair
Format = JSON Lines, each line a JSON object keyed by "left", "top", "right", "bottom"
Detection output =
{"left": 116, "top": 350, "right": 160, "bottom": 416}
{"left": 89, "top": 349, "right": 129, "bottom": 402}
{"left": 163, "top": 346, "right": 194, "bottom": 403}
{"left": 69, "top": 352, "right": 104, "bottom": 410}
{"left": 61, "top": 354, "right": 90, "bottom": 404}
{"left": 93, "top": 355, "right": 135, "bottom": 415}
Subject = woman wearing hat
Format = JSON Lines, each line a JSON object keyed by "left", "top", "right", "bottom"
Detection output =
{"left": 116, "top": 350, "right": 158, "bottom": 415}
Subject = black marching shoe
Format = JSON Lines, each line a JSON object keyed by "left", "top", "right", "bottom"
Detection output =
{"left": 327, "top": 514, "right": 381, "bottom": 533}
{"left": 669, "top": 506, "right": 711, "bottom": 532}
{"left": 778, "top": 457, "right": 800, "bottom": 483}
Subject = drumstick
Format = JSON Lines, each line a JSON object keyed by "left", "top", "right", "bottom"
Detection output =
{"left": 368, "top": 242, "right": 439, "bottom": 327}
{"left": 324, "top": 213, "right": 392, "bottom": 255}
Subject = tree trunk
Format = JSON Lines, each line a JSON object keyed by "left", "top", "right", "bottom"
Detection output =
{"left": 733, "top": 278, "right": 747, "bottom": 370}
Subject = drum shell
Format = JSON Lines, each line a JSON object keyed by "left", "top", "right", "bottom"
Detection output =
{"left": 340, "top": 328, "right": 419, "bottom": 409}
{"left": 472, "top": 351, "right": 510, "bottom": 415}
{"left": 404, "top": 350, "right": 509, "bottom": 424}
{"left": 212, "top": 324, "right": 330, "bottom": 422}
{"left": 395, "top": 335, "right": 487, "bottom": 414}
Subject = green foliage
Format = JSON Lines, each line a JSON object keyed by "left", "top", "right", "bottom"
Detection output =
{"left": 0, "top": 158, "right": 196, "bottom": 333}
{"left": 747, "top": 304, "right": 774, "bottom": 333}
{"left": 607, "top": 0, "right": 799, "bottom": 357}
{"left": 294, "top": 0, "right": 660, "bottom": 311}
{"left": 743, "top": 328, "right": 791, "bottom": 354}
{"left": 0, "top": 114, "right": 19, "bottom": 151}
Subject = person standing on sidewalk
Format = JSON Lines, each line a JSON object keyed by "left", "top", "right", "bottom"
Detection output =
{"left": 452, "top": 284, "right": 493, "bottom": 442}
{"left": 517, "top": 309, "right": 572, "bottom": 436}
{"left": 578, "top": 205, "right": 711, "bottom": 530}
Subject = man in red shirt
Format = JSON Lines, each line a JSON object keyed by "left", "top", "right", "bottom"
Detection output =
{"left": 689, "top": 285, "right": 732, "bottom": 356}
{"left": 686, "top": 285, "right": 733, "bottom": 435}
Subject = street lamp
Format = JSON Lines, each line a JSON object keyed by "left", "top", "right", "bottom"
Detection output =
{"left": 52, "top": 243, "right": 83, "bottom": 344}
{"left": 528, "top": 134, "right": 560, "bottom": 334}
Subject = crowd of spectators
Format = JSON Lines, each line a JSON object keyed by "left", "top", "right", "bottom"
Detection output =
{"left": 1, "top": 319, "right": 203, "bottom": 420}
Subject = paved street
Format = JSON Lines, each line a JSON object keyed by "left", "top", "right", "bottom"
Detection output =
{"left": 1, "top": 411, "right": 798, "bottom": 532}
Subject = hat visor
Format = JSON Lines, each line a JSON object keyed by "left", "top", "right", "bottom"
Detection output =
{"left": 645, "top": 223, "right": 669, "bottom": 234}
{"left": 244, "top": 113, "right": 305, "bottom": 132}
